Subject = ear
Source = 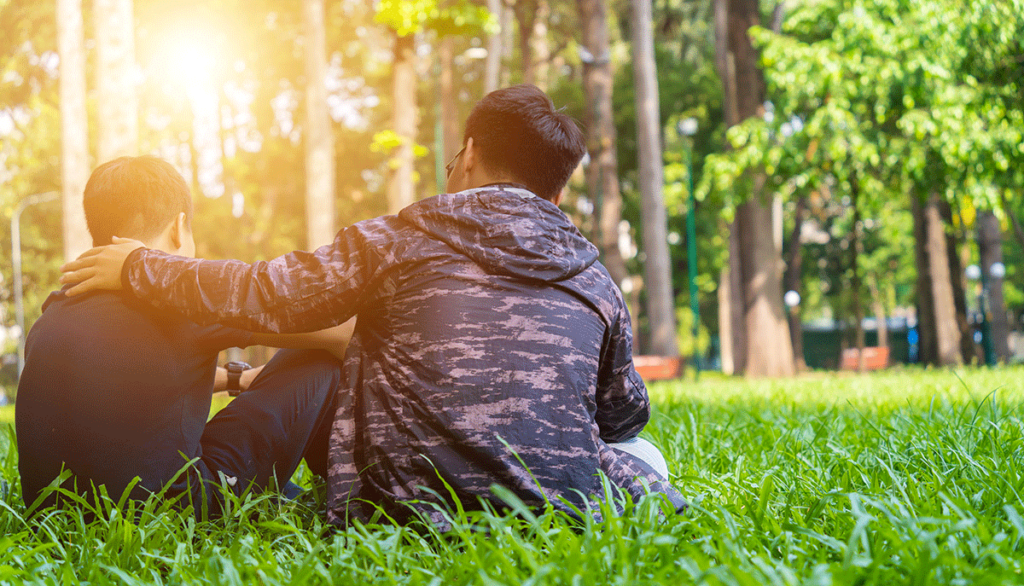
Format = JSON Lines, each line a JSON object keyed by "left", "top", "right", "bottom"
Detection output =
{"left": 461, "top": 136, "right": 477, "bottom": 175}
{"left": 169, "top": 212, "right": 187, "bottom": 249}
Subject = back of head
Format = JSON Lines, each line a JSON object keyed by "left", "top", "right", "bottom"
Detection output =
{"left": 463, "top": 84, "right": 586, "bottom": 201}
{"left": 83, "top": 156, "right": 193, "bottom": 246}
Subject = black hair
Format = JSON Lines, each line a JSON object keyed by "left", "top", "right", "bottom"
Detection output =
{"left": 82, "top": 156, "right": 193, "bottom": 246}
{"left": 463, "top": 84, "right": 586, "bottom": 201}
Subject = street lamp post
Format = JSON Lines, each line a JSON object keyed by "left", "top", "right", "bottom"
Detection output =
{"left": 982, "top": 262, "right": 1005, "bottom": 366}
{"left": 678, "top": 118, "right": 699, "bottom": 378}
{"left": 11, "top": 191, "right": 59, "bottom": 377}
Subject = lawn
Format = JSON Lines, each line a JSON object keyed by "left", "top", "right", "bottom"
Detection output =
{"left": 1, "top": 367, "right": 1022, "bottom": 585}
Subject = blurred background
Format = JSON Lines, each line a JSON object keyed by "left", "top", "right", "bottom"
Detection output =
{"left": 3, "top": 0, "right": 1024, "bottom": 401}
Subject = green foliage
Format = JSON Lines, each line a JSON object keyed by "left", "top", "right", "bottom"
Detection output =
{"left": 2, "top": 369, "right": 1024, "bottom": 583}
{"left": 699, "top": 0, "right": 1024, "bottom": 214}
{"left": 688, "top": 0, "right": 1024, "bottom": 333}
{"left": 370, "top": 130, "right": 430, "bottom": 161}
{"left": 374, "top": 0, "right": 495, "bottom": 38}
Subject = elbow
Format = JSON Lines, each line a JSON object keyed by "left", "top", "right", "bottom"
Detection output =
{"left": 598, "top": 401, "right": 650, "bottom": 443}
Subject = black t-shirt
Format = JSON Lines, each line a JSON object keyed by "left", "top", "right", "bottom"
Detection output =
{"left": 15, "top": 290, "right": 252, "bottom": 507}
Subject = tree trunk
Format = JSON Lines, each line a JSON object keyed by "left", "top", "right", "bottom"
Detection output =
{"left": 850, "top": 174, "right": 865, "bottom": 372}
{"left": 514, "top": 2, "right": 537, "bottom": 86}
{"left": 716, "top": 0, "right": 794, "bottom": 377}
{"left": 387, "top": 33, "right": 418, "bottom": 214}
{"left": 578, "top": 0, "right": 628, "bottom": 287}
{"left": 912, "top": 194, "right": 937, "bottom": 364}
{"left": 868, "top": 276, "right": 888, "bottom": 349}
{"left": 978, "top": 210, "right": 1010, "bottom": 361}
{"left": 714, "top": 0, "right": 738, "bottom": 127}
{"left": 484, "top": 0, "right": 503, "bottom": 94}
{"left": 302, "top": 0, "right": 336, "bottom": 249}
{"left": 939, "top": 200, "right": 973, "bottom": 363}
{"left": 913, "top": 193, "right": 962, "bottom": 366}
{"left": 440, "top": 37, "right": 460, "bottom": 162}
{"left": 531, "top": 0, "right": 551, "bottom": 91}
{"left": 93, "top": 0, "right": 138, "bottom": 162}
{"left": 783, "top": 196, "right": 807, "bottom": 371}
{"left": 630, "top": 0, "right": 677, "bottom": 357}
{"left": 714, "top": 0, "right": 744, "bottom": 375}
{"left": 500, "top": 2, "right": 514, "bottom": 88}
{"left": 57, "top": 0, "right": 91, "bottom": 260}
{"left": 186, "top": 111, "right": 204, "bottom": 198}
{"left": 737, "top": 192, "right": 795, "bottom": 377}
{"left": 719, "top": 221, "right": 747, "bottom": 374}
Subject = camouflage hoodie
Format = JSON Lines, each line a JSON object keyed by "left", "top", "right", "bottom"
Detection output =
{"left": 122, "top": 185, "right": 686, "bottom": 526}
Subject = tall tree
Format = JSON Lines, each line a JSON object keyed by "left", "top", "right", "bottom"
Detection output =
{"left": 913, "top": 194, "right": 962, "bottom": 365}
{"left": 513, "top": 2, "right": 537, "bottom": 87}
{"left": 530, "top": 0, "right": 550, "bottom": 91}
{"left": 483, "top": 0, "right": 502, "bottom": 93}
{"left": 386, "top": 32, "right": 417, "bottom": 214}
{"left": 714, "top": 0, "right": 794, "bottom": 377}
{"left": 439, "top": 37, "right": 460, "bottom": 163}
{"left": 302, "top": 0, "right": 336, "bottom": 249}
{"left": 375, "top": 0, "right": 491, "bottom": 210}
{"left": 977, "top": 210, "right": 1010, "bottom": 361}
{"left": 783, "top": 196, "right": 807, "bottom": 371}
{"left": 578, "top": 0, "right": 628, "bottom": 288}
{"left": 93, "top": 0, "right": 138, "bottom": 162}
{"left": 512, "top": 0, "right": 550, "bottom": 90}
{"left": 499, "top": 1, "right": 513, "bottom": 88}
{"left": 56, "top": 0, "right": 91, "bottom": 261}
{"left": 630, "top": 0, "right": 677, "bottom": 357}
{"left": 849, "top": 173, "right": 866, "bottom": 371}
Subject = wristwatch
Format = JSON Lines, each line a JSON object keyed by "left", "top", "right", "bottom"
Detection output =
{"left": 225, "top": 361, "right": 252, "bottom": 397}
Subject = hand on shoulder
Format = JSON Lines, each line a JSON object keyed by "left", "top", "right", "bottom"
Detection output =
{"left": 59, "top": 237, "right": 146, "bottom": 297}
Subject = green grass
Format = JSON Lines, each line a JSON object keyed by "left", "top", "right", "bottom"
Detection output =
{"left": 2, "top": 367, "right": 1023, "bottom": 584}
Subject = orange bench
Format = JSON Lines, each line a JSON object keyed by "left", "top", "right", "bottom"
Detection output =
{"left": 633, "top": 356, "right": 681, "bottom": 381}
{"left": 841, "top": 346, "right": 890, "bottom": 370}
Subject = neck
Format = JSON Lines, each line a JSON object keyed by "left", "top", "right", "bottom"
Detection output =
{"left": 480, "top": 181, "right": 531, "bottom": 191}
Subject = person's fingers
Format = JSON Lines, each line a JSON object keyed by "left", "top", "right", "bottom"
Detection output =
{"left": 64, "top": 280, "right": 96, "bottom": 297}
{"left": 59, "top": 266, "right": 95, "bottom": 286}
{"left": 112, "top": 236, "right": 144, "bottom": 246}
{"left": 74, "top": 247, "right": 105, "bottom": 260}
{"left": 61, "top": 270, "right": 99, "bottom": 296}
{"left": 59, "top": 256, "right": 96, "bottom": 274}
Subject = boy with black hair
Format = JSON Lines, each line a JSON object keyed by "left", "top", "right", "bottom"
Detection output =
{"left": 61, "top": 85, "right": 686, "bottom": 526}
{"left": 17, "top": 155, "right": 349, "bottom": 515}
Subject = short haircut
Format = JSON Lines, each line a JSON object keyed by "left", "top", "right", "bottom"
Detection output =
{"left": 463, "top": 84, "right": 586, "bottom": 201}
{"left": 82, "top": 156, "right": 193, "bottom": 246}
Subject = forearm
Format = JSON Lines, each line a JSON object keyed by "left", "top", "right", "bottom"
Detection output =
{"left": 253, "top": 319, "right": 355, "bottom": 360}
{"left": 214, "top": 367, "right": 228, "bottom": 392}
{"left": 122, "top": 224, "right": 381, "bottom": 333}
{"left": 596, "top": 294, "right": 650, "bottom": 442}
{"left": 596, "top": 368, "right": 651, "bottom": 442}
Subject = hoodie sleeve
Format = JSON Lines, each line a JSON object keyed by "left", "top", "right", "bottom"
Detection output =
{"left": 594, "top": 290, "right": 651, "bottom": 443}
{"left": 121, "top": 217, "right": 398, "bottom": 334}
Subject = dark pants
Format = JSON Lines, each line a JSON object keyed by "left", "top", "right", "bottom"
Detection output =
{"left": 189, "top": 348, "right": 341, "bottom": 515}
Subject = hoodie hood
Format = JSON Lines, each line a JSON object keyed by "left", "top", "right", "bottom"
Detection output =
{"left": 398, "top": 186, "right": 599, "bottom": 282}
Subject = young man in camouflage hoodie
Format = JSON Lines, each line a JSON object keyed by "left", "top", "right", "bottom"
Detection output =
{"left": 61, "top": 85, "right": 686, "bottom": 526}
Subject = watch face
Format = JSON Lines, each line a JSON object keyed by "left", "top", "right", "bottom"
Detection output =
{"left": 226, "top": 361, "right": 251, "bottom": 373}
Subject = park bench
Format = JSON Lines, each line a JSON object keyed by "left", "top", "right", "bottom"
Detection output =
{"left": 633, "top": 355, "right": 681, "bottom": 381}
{"left": 840, "top": 346, "right": 890, "bottom": 371}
